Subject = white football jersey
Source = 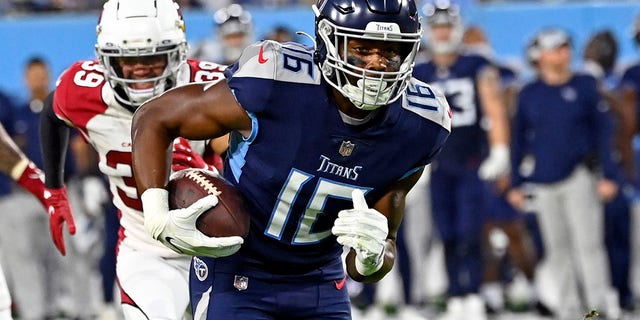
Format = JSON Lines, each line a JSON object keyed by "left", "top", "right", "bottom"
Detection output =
{"left": 53, "top": 59, "right": 226, "bottom": 257}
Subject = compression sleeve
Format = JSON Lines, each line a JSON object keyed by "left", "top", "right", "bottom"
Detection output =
{"left": 40, "top": 90, "right": 71, "bottom": 188}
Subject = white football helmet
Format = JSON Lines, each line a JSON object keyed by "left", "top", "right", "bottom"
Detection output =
{"left": 95, "top": 0, "right": 188, "bottom": 108}
{"left": 422, "top": 0, "right": 464, "bottom": 54}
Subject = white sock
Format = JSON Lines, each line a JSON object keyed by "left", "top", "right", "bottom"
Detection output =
{"left": 481, "top": 282, "right": 504, "bottom": 310}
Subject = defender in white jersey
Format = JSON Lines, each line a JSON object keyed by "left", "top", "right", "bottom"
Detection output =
{"left": 39, "top": 1, "right": 225, "bottom": 319}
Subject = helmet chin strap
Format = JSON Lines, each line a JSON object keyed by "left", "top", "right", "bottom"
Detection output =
{"left": 341, "top": 79, "right": 392, "bottom": 111}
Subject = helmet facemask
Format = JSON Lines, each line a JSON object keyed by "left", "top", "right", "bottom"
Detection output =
{"left": 97, "top": 43, "right": 187, "bottom": 107}
{"left": 316, "top": 18, "right": 421, "bottom": 110}
{"left": 95, "top": 0, "right": 188, "bottom": 109}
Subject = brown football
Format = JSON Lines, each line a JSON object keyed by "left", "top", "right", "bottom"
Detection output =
{"left": 168, "top": 169, "right": 250, "bottom": 238}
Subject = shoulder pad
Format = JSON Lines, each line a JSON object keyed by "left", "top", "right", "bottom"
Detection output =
{"left": 403, "top": 78, "right": 452, "bottom": 132}
{"left": 56, "top": 60, "right": 106, "bottom": 88}
{"left": 231, "top": 40, "right": 320, "bottom": 85}
{"left": 53, "top": 60, "right": 109, "bottom": 126}
{"left": 178, "top": 59, "right": 226, "bottom": 85}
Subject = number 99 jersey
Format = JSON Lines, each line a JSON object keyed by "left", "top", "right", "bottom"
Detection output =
{"left": 52, "top": 58, "right": 226, "bottom": 258}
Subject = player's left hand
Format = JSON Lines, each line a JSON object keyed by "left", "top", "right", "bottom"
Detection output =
{"left": 478, "top": 144, "right": 510, "bottom": 181}
{"left": 332, "top": 189, "right": 388, "bottom": 276}
{"left": 44, "top": 186, "right": 76, "bottom": 256}
{"left": 171, "top": 138, "right": 219, "bottom": 173}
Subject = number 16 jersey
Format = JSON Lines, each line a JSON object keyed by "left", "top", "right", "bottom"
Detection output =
{"left": 214, "top": 41, "right": 451, "bottom": 281}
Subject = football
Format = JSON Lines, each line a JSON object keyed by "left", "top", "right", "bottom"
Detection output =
{"left": 168, "top": 169, "right": 250, "bottom": 238}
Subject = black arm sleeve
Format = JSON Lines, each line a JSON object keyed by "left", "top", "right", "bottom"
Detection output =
{"left": 40, "top": 90, "right": 71, "bottom": 189}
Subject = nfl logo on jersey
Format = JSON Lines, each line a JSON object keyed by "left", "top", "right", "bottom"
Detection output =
{"left": 234, "top": 275, "right": 249, "bottom": 291}
{"left": 339, "top": 141, "right": 355, "bottom": 157}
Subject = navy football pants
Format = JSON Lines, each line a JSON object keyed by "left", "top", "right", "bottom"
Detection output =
{"left": 190, "top": 258, "right": 351, "bottom": 319}
{"left": 430, "top": 167, "right": 484, "bottom": 297}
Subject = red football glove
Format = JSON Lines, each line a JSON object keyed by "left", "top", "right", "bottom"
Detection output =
{"left": 15, "top": 161, "right": 47, "bottom": 207}
{"left": 172, "top": 138, "right": 218, "bottom": 173}
{"left": 44, "top": 186, "right": 76, "bottom": 256}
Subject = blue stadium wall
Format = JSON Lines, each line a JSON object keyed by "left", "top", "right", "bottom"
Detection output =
{"left": 1, "top": 1, "right": 639, "bottom": 102}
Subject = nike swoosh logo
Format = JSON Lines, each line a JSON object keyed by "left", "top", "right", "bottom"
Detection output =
{"left": 334, "top": 276, "right": 346, "bottom": 290}
{"left": 258, "top": 45, "right": 269, "bottom": 64}
{"left": 164, "top": 237, "right": 185, "bottom": 254}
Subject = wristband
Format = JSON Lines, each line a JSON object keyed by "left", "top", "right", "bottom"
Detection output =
{"left": 10, "top": 158, "right": 29, "bottom": 181}
{"left": 489, "top": 144, "right": 509, "bottom": 158}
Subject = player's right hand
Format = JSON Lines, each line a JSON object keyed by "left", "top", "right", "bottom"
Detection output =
{"left": 44, "top": 186, "right": 76, "bottom": 256}
{"left": 140, "top": 188, "right": 243, "bottom": 257}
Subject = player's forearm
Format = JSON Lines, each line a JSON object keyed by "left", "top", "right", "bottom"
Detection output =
{"left": 484, "top": 96, "right": 509, "bottom": 147}
{"left": 488, "top": 117, "right": 509, "bottom": 147}
{"left": 479, "top": 69, "right": 510, "bottom": 146}
{"left": 345, "top": 239, "right": 396, "bottom": 283}
{"left": 40, "top": 92, "right": 70, "bottom": 189}
{"left": 0, "top": 125, "right": 26, "bottom": 175}
{"left": 131, "top": 104, "right": 174, "bottom": 193}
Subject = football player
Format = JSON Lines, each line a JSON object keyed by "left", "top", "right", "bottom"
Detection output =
{"left": 0, "top": 121, "right": 48, "bottom": 320}
{"left": 508, "top": 27, "right": 619, "bottom": 319}
{"left": 130, "top": 0, "right": 451, "bottom": 318}
{"left": 460, "top": 25, "right": 540, "bottom": 314}
{"left": 412, "top": 2, "right": 510, "bottom": 319}
{"left": 618, "top": 17, "right": 640, "bottom": 312}
{"left": 584, "top": 29, "right": 634, "bottom": 315}
{"left": 39, "top": 0, "right": 225, "bottom": 318}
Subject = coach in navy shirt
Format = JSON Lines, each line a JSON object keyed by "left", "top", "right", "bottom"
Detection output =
{"left": 507, "top": 28, "right": 619, "bottom": 319}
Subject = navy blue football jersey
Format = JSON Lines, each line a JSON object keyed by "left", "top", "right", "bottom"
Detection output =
{"left": 511, "top": 73, "right": 618, "bottom": 186}
{"left": 413, "top": 54, "right": 493, "bottom": 170}
{"left": 216, "top": 40, "right": 451, "bottom": 280}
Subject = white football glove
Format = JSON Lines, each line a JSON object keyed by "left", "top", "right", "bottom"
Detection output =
{"left": 478, "top": 144, "right": 510, "bottom": 181}
{"left": 80, "top": 176, "right": 109, "bottom": 217}
{"left": 332, "top": 189, "right": 388, "bottom": 276}
{"left": 140, "top": 188, "right": 243, "bottom": 257}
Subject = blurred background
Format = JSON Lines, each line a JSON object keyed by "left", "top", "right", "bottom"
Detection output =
{"left": 0, "top": 1, "right": 639, "bottom": 100}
